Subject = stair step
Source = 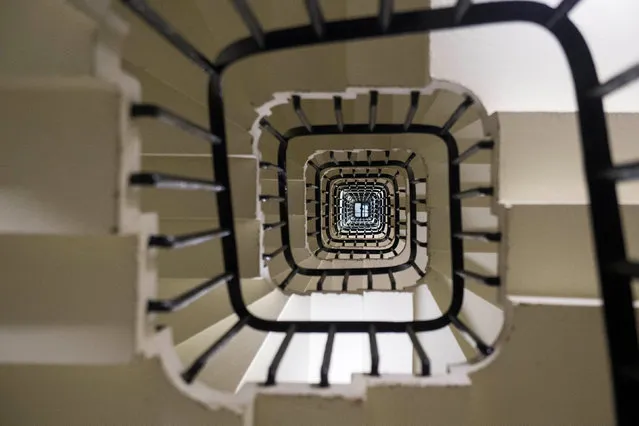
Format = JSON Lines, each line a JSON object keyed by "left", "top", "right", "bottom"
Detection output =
{"left": 114, "top": 0, "right": 209, "bottom": 105}
{"left": 157, "top": 277, "right": 270, "bottom": 345}
{"left": 175, "top": 289, "right": 288, "bottom": 392}
{"left": 1, "top": 0, "right": 99, "bottom": 76}
{"left": 420, "top": 90, "right": 481, "bottom": 134}
{"left": 139, "top": 155, "right": 257, "bottom": 219}
{"left": 0, "top": 78, "right": 138, "bottom": 234}
{"left": 0, "top": 231, "right": 155, "bottom": 364}
{"left": 123, "top": 61, "right": 209, "bottom": 155}
{"left": 497, "top": 113, "right": 639, "bottom": 205}
{"left": 156, "top": 218, "right": 260, "bottom": 279}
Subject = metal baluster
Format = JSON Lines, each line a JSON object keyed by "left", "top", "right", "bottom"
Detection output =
{"left": 231, "top": 0, "right": 265, "bottom": 48}
{"left": 407, "top": 325, "right": 431, "bottom": 376}
{"left": 292, "top": 95, "right": 313, "bottom": 132}
{"left": 403, "top": 91, "right": 420, "bottom": 130}
{"left": 148, "top": 272, "right": 233, "bottom": 313}
{"left": 264, "top": 325, "right": 296, "bottom": 386}
{"left": 369, "top": 325, "right": 380, "bottom": 376}
{"left": 182, "top": 316, "right": 249, "bottom": 383}
{"left": 318, "top": 325, "right": 336, "bottom": 387}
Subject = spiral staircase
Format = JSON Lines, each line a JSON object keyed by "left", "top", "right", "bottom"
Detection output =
{"left": 1, "top": 0, "right": 638, "bottom": 424}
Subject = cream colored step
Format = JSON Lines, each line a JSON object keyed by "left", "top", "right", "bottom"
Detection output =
{"left": 0, "top": 78, "right": 139, "bottom": 234}
{"left": 273, "top": 269, "right": 315, "bottom": 293}
{"left": 298, "top": 252, "right": 323, "bottom": 269}
{"left": 266, "top": 249, "right": 293, "bottom": 279}
{"left": 156, "top": 218, "right": 260, "bottom": 279}
{"left": 428, "top": 163, "right": 493, "bottom": 208}
{"left": 266, "top": 95, "right": 402, "bottom": 173}
{"left": 427, "top": 248, "right": 500, "bottom": 309}
{"left": 287, "top": 141, "right": 392, "bottom": 179}
{"left": 260, "top": 179, "right": 306, "bottom": 216}
{"left": 226, "top": 41, "right": 348, "bottom": 112}
{"left": 418, "top": 90, "right": 481, "bottom": 133}
{"left": 506, "top": 205, "right": 639, "bottom": 300}
{"left": 400, "top": 136, "right": 493, "bottom": 165}
{"left": 284, "top": 248, "right": 428, "bottom": 293}
{"left": 266, "top": 247, "right": 312, "bottom": 281}
{"left": 148, "top": 0, "right": 246, "bottom": 60}
{"left": 157, "top": 278, "right": 271, "bottom": 345}
{"left": 118, "top": 0, "right": 350, "bottom": 107}
{"left": 120, "top": 0, "right": 312, "bottom": 154}
{"left": 0, "top": 214, "right": 156, "bottom": 364}
{"left": 420, "top": 264, "right": 503, "bottom": 361}
{"left": 316, "top": 242, "right": 416, "bottom": 270}
{"left": 1, "top": 0, "right": 101, "bottom": 77}
{"left": 304, "top": 271, "right": 362, "bottom": 293}
{"left": 176, "top": 289, "right": 291, "bottom": 393}
{"left": 346, "top": 30, "right": 429, "bottom": 88}
{"left": 461, "top": 207, "right": 499, "bottom": 230}
{"left": 392, "top": 267, "right": 426, "bottom": 290}
{"left": 0, "top": 359, "right": 244, "bottom": 425}
{"left": 350, "top": 89, "right": 395, "bottom": 124}
{"left": 257, "top": 125, "right": 304, "bottom": 170}
{"left": 497, "top": 112, "right": 639, "bottom": 205}
{"left": 139, "top": 155, "right": 257, "bottom": 219}
{"left": 262, "top": 98, "right": 301, "bottom": 135}
{"left": 428, "top": 208, "right": 498, "bottom": 254}
{"left": 123, "top": 60, "right": 209, "bottom": 156}
{"left": 124, "top": 58, "right": 254, "bottom": 157}
{"left": 343, "top": 0, "right": 435, "bottom": 85}
{"left": 113, "top": 0, "right": 208, "bottom": 106}
{"left": 0, "top": 304, "right": 621, "bottom": 425}
{"left": 258, "top": 129, "right": 305, "bottom": 173}
{"left": 263, "top": 214, "right": 306, "bottom": 250}
{"left": 453, "top": 117, "right": 486, "bottom": 140}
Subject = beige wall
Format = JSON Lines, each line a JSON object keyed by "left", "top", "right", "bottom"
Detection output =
{"left": 498, "top": 112, "right": 639, "bottom": 205}
{"left": 0, "top": 359, "right": 242, "bottom": 426}
{"left": 506, "top": 205, "right": 639, "bottom": 299}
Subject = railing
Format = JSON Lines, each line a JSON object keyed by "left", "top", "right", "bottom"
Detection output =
{"left": 323, "top": 176, "right": 390, "bottom": 238}
{"left": 314, "top": 167, "right": 403, "bottom": 258}
{"left": 122, "top": 0, "right": 638, "bottom": 421}
{"left": 313, "top": 159, "right": 404, "bottom": 253}
{"left": 258, "top": 97, "right": 432, "bottom": 289}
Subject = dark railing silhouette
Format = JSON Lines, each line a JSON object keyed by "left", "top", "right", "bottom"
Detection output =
{"left": 260, "top": 110, "right": 431, "bottom": 287}
{"left": 122, "top": 0, "right": 638, "bottom": 422}
{"left": 314, "top": 163, "right": 403, "bottom": 250}
{"left": 324, "top": 176, "right": 390, "bottom": 237}
{"left": 312, "top": 171, "right": 404, "bottom": 259}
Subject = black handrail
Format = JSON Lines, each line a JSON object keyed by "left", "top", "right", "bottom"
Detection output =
{"left": 125, "top": 2, "right": 639, "bottom": 412}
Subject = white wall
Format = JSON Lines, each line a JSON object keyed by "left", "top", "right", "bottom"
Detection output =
{"left": 431, "top": 0, "right": 639, "bottom": 113}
